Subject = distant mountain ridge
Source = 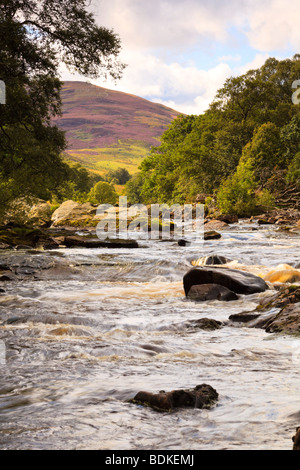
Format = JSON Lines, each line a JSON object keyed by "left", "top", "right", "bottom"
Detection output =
{"left": 54, "top": 81, "right": 181, "bottom": 175}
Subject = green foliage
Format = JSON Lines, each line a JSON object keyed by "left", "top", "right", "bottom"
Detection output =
{"left": 50, "top": 162, "right": 103, "bottom": 203}
{"left": 106, "top": 167, "right": 132, "bottom": 185}
{"left": 125, "top": 173, "right": 145, "bottom": 204}
{"left": 88, "top": 181, "right": 118, "bottom": 205}
{"left": 0, "top": 0, "right": 124, "bottom": 217}
{"left": 217, "top": 159, "right": 257, "bottom": 216}
{"left": 286, "top": 152, "right": 300, "bottom": 183}
{"left": 134, "top": 55, "right": 300, "bottom": 213}
{"left": 256, "top": 189, "right": 276, "bottom": 212}
{"left": 241, "top": 122, "right": 283, "bottom": 185}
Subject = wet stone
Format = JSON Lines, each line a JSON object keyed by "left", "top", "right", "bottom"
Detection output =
{"left": 129, "top": 384, "right": 219, "bottom": 412}
{"left": 185, "top": 318, "right": 223, "bottom": 331}
{"left": 293, "top": 427, "right": 300, "bottom": 450}
{"left": 183, "top": 266, "right": 268, "bottom": 296}
{"left": 187, "top": 283, "right": 239, "bottom": 302}
{"left": 204, "top": 231, "right": 222, "bottom": 240}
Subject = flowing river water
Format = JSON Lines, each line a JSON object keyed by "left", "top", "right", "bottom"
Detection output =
{"left": 0, "top": 221, "right": 300, "bottom": 450}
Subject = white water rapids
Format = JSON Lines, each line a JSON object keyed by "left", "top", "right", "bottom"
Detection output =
{"left": 0, "top": 220, "right": 299, "bottom": 450}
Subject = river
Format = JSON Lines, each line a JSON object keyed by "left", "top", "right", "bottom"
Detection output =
{"left": 0, "top": 220, "right": 299, "bottom": 450}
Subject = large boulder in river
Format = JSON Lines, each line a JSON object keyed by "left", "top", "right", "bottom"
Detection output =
{"left": 51, "top": 200, "right": 97, "bottom": 228}
{"left": 28, "top": 201, "right": 52, "bottom": 227}
{"left": 183, "top": 266, "right": 268, "bottom": 297}
{"left": 3, "top": 198, "right": 52, "bottom": 227}
{"left": 129, "top": 384, "right": 218, "bottom": 412}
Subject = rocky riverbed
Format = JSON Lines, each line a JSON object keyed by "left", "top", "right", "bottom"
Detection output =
{"left": 1, "top": 203, "right": 300, "bottom": 449}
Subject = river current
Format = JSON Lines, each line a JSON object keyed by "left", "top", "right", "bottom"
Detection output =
{"left": 0, "top": 221, "right": 300, "bottom": 450}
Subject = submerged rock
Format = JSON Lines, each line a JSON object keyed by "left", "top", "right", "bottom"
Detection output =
{"left": 183, "top": 266, "right": 268, "bottom": 297}
{"left": 187, "top": 283, "right": 238, "bottom": 302}
{"left": 229, "top": 312, "right": 262, "bottom": 324}
{"left": 178, "top": 239, "right": 191, "bottom": 247}
{"left": 129, "top": 384, "right": 219, "bottom": 412}
{"left": 204, "top": 231, "right": 221, "bottom": 240}
{"left": 192, "top": 255, "right": 232, "bottom": 266}
{"left": 229, "top": 310, "right": 278, "bottom": 330}
{"left": 185, "top": 318, "right": 223, "bottom": 331}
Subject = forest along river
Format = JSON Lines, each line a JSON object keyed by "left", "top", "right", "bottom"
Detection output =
{"left": 0, "top": 221, "right": 300, "bottom": 450}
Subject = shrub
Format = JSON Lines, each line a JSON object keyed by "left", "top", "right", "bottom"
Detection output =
{"left": 88, "top": 181, "right": 118, "bottom": 205}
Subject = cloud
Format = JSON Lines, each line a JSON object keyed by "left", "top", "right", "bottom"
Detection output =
{"left": 245, "top": 0, "right": 300, "bottom": 51}
{"left": 90, "top": 49, "right": 233, "bottom": 114}
{"left": 60, "top": 0, "right": 300, "bottom": 115}
{"left": 95, "top": 0, "right": 300, "bottom": 54}
{"left": 94, "top": 0, "right": 236, "bottom": 51}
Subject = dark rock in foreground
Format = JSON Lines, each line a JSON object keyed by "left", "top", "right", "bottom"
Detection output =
{"left": 293, "top": 427, "right": 300, "bottom": 450}
{"left": 129, "top": 384, "right": 218, "bottom": 412}
{"left": 187, "top": 283, "right": 239, "bottom": 302}
{"left": 265, "top": 304, "right": 300, "bottom": 334}
{"left": 229, "top": 286, "right": 300, "bottom": 335}
{"left": 183, "top": 267, "right": 268, "bottom": 297}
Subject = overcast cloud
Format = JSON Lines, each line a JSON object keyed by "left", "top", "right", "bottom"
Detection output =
{"left": 61, "top": 0, "right": 300, "bottom": 114}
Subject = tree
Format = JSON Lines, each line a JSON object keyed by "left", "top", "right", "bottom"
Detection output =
{"left": 241, "top": 122, "right": 283, "bottom": 186}
{"left": 89, "top": 181, "right": 118, "bottom": 205}
{"left": 138, "top": 114, "right": 197, "bottom": 203}
{"left": 106, "top": 167, "right": 131, "bottom": 185}
{"left": 0, "top": 0, "right": 125, "bottom": 214}
{"left": 125, "top": 173, "right": 145, "bottom": 204}
{"left": 216, "top": 159, "right": 257, "bottom": 216}
{"left": 138, "top": 55, "right": 300, "bottom": 208}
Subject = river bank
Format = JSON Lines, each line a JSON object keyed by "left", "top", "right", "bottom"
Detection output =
{"left": 1, "top": 199, "right": 300, "bottom": 249}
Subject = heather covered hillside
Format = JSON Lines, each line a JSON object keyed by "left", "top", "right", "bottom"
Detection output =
{"left": 54, "top": 81, "right": 180, "bottom": 174}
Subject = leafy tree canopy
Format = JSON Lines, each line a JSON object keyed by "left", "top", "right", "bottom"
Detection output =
{"left": 89, "top": 181, "right": 118, "bottom": 205}
{"left": 133, "top": 55, "right": 300, "bottom": 213}
{"left": 0, "top": 0, "right": 124, "bottom": 214}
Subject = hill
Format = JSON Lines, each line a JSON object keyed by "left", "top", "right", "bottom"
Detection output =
{"left": 54, "top": 81, "right": 181, "bottom": 175}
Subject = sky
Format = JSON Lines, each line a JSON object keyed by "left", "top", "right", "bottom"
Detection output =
{"left": 60, "top": 0, "right": 300, "bottom": 115}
